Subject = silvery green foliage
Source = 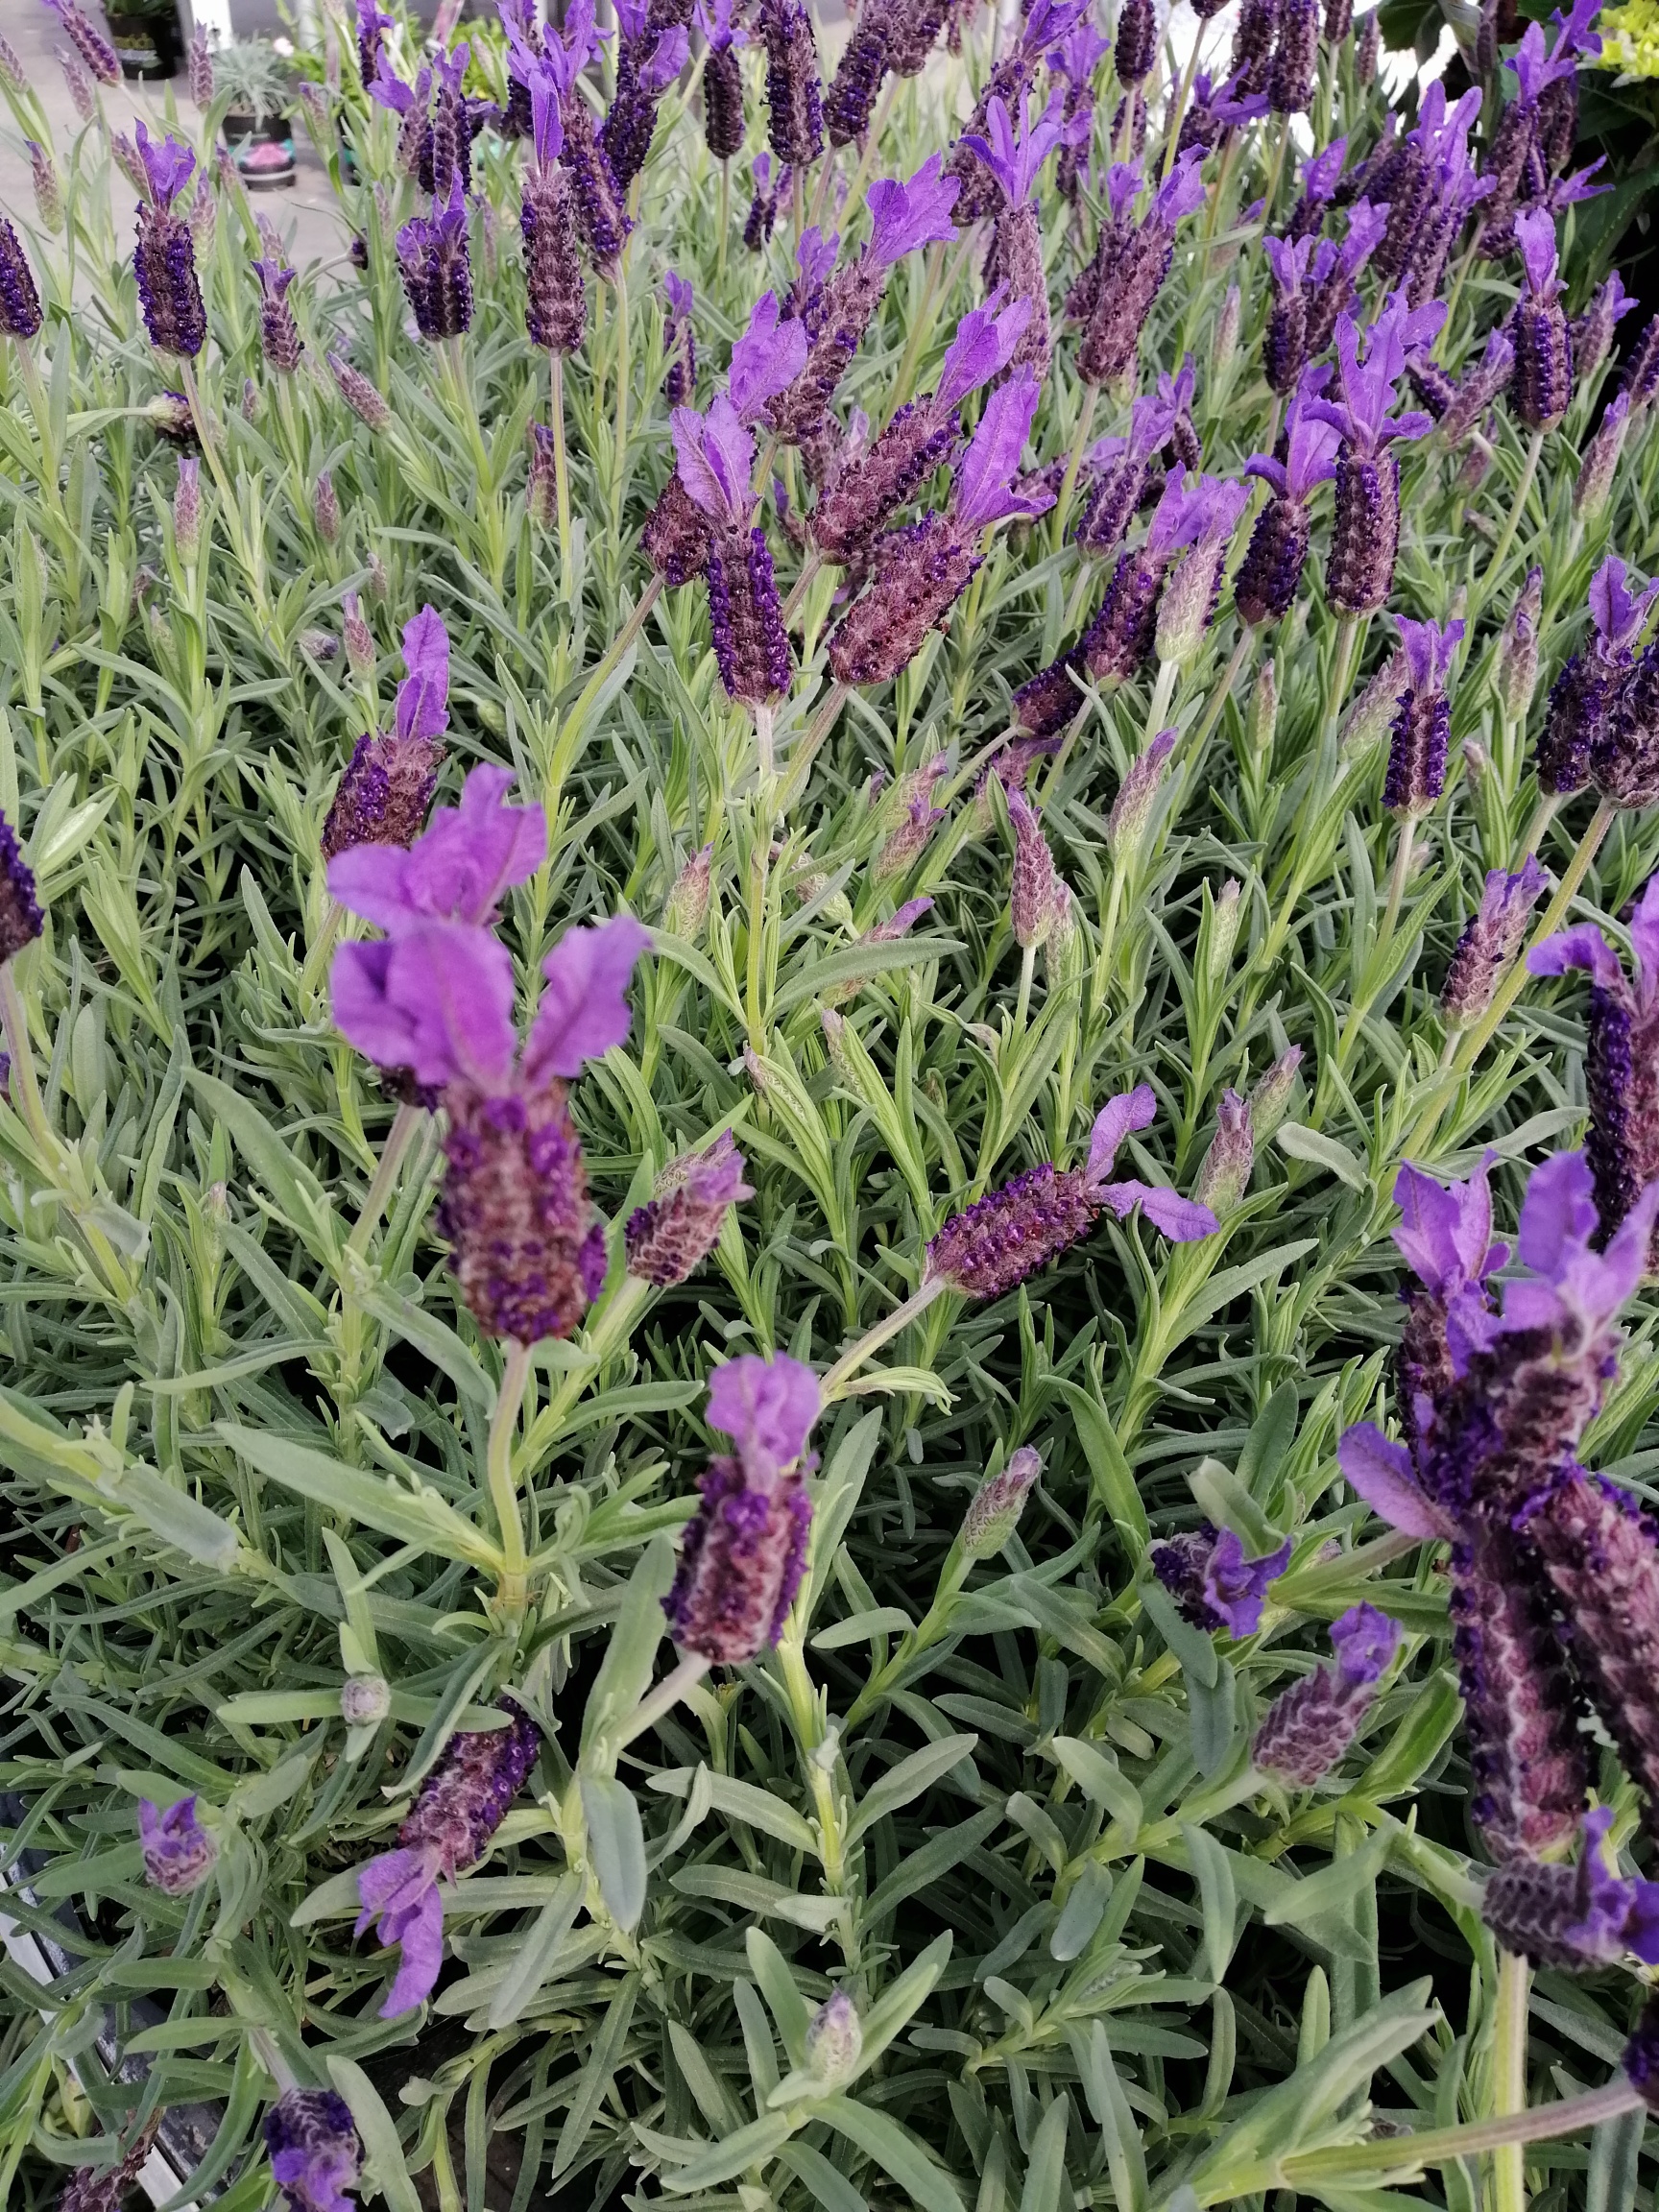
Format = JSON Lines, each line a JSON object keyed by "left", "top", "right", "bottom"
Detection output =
{"left": 0, "top": 8, "right": 1658, "bottom": 2212}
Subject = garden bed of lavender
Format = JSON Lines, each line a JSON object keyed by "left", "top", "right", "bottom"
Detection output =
{"left": 4, "top": 0, "right": 1659, "bottom": 2205}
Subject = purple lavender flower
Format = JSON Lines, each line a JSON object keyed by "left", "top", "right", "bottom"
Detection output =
{"left": 327, "top": 350, "right": 392, "bottom": 431}
{"left": 696, "top": 0, "right": 748, "bottom": 157}
{"left": 1263, "top": 236, "right": 1314, "bottom": 397}
{"left": 132, "top": 127, "right": 204, "bottom": 359}
{"left": 759, "top": 0, "right": 823, "bottom": 168}
{"left": 560, "top": 64, "right": 632, "bottom": 276}
{"left": 601, "top": 10, "right": 689, "bottom": 191}
{"left": 1071, "top": 152, "right": 1207, "bottom": 387}
{"left": 265, "top": 2089, "right": 362, "bottom": 2212}
{"left": 744, "top": 152, "right": 780, "bottom": 250}
{"left": 1302, "top": 201, "right": 1391, "bottom": 357}
{"left": 1510, "top": 209, "right": 1573, "bottom": 431}
{"left": 42, "top": 0, "right": 119, "bottom": 84}
{"left": 661, "top": 844, "right": 713, "bottom": 938}
{"left": 1482, "top": 1808, "right": 1659, "bottom": 1968}
{"left": 1529, "top": 876, "right": 1659, "bottom": 1253}
{"left": 1479, "top": 24, "right": 1576, "bottom": 248}
{"left": 329, "top": 761, "right": 545, "bottom": 937}
{"left": 60, "top": 2128, "right": 158, "bottom": 2212}
{"left": 825, "top": 0, "right": 892, "bottom": 145}
{"left": 1155, "top": 478, "right": 1250, "bottom": 666}
{"left": 730, "top": 290, "right": 811, "bottom": 422}
{"left": 1008, "top": 787, "right": 1063, "bottom": 948}
{"left": 1306, "top": 298, "right": 1441, "bottom": 616}
{"left": 1115, "top": 0, "right": 1155, "bottom": 84}
{"left": 665, "top": 1355, "right": 820, "bottom": 1663}
{"left": 321, "top": 609, "right": 452, "bottom": 862}
{"left": 510, "top": 57, "right": 587, "bottom": 355}
{"left": 1288, "top": 136, "right": 1347, "bottom": 240}
{"left": 338, "top": 915, "right": 648, "bottom": 1339}
{"left": 1441, "top": 857, "right": 1548, "bottom": 1027}
{"left": 138, "top": 1795, "right": 217, "bottom": 1895}
{"left": 1537, "top": 557, "right": 1659, "bottom": 799}
{"left": 1356, "top": 8, "right": 1378, "bottom": 78}
{"left": 1073, "top": 470, "right": 1218, "bottom": 684}
{"left": 1382, "top": 615, "right": 1463, "bottom": 817}
{"left": 961, "top": 93, "right": 1065, "bottom": 372}
{"left": 1176, "top": 66, "right": 1269, "bottom": 156}
{"left": 1228, "top": 0, "right": 1279, "bottom": 98}
{"left": 924, "top": 1086, "right": 1216, "bottom": 1300}
{"left": 664, "top": 271, "right": 696, "bottom": 406}
{"left": 1195, "top": 1088, "right": 1255, "bottom": 1214}
{"left": 0, "top": 809, "right": 44, "bottom": 966}
{"left": 1575, "top": 386, "right": 1630, "bottom": 513}
{"left": 829, "top": 371, "right": 1050, "bottom": 686}
{"left": 0, "top": 221, "right": 42, "bottom": 342}
{"left": 252, "top": 256, "right": 303, "bottom": 373}
{"left": 672, "top": 397, "right": 792, "bottom": 704}
{"left": 811, "top": 297, "right": 1028, "bottom": 561}
{"left": 1237, "top": 385, "right": 1340, "bottom": 626}
{"left": 1151, "top": 1524, "right": 1292, "bottom": 1636}
{"left": 1412, "top": 327, "right": 1517, "bottom": 446}
{"left": 1049, "top": 14, "right": 1109, "bottom": 201}
{"left": 1573, "top": 271, "right": 1637, "bottom": 386}
{"left": 1071, "top": 395, "right": 1174, "bottom": 558}
{"left": 1268, "top": 0, "right": 1317, "bottom": 111}
{"left": 1252, "top": 1602, "right": 1401, "bottom": 1783}
{"left": 626, "top": 1130, "right": 753, "bottom": 1284}
{"left": 355, "top": 1705, "right": 542, "bottom": 2013}
{"left": 1107, "top": 728, "right": 1178, "bottom": 856}
{"left": 397, "top": 176, "right": 472, "bottom": 343}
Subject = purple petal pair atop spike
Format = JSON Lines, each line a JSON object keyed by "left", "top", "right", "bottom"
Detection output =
{"left": 266, "top": 2089, "right": 362, "bottom": 2212}
{"left": 355, "top": 1705, "right": 542, "bottom": 2014}
{"left": 132, "top": 126, "right": 205, "bottom": 358}
{"left": 138, "top": 1795, "right": 217, "bottom": 1895}
{"left": 625, "top": 1129, "right": 753, "bottom": 1284}
{"left": 1150, "top": 1524, "right": 1291, "bottom": 1637}
{"left": 1383, "top": 615, "right": 1464, "bottom": 817}
{"left": 1483, "top": 1809, "right": 1659, "bottom": 1969}
{"left": 671, "top": 397, "right": 792, "bottom": 704}
{"left": 923, "top": 1085, "right": 1216, "bottom": 1303}
{"left": 1536, "top": 557, "right": 1659, "bottom": 799}
{"left": 665, "top": 1354, "right": 820, "bottom": 1663}
{"left": 322, "top": 608, "right": 451, "bottom": 862}
{"left": 1306, "top": 298, "right": 1442, "bottom": 616}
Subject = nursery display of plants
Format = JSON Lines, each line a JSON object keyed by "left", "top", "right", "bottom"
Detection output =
{"left": 8, "top": 0, "right": 1659, "bottom": 2203}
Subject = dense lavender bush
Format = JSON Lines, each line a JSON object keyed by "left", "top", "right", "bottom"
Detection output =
{"left": 6, "top": 1, "right": 1659, "bottom": 2208}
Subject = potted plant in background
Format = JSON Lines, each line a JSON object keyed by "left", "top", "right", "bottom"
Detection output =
{"left": 214, "top": 36, "right": 298, "bottom": 189}
{"left": 102, "top": 0, "right": 183, "bottom": 77}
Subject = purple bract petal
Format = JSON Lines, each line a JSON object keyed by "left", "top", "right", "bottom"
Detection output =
{"left": 524, "top": 913, "right": 652, "bottom": 1080}
{"left": 707, "top": 1352, "right": 820, "bottom": 1485}
{"left": 865, "top": 153, "right": 960, "bottom": 267}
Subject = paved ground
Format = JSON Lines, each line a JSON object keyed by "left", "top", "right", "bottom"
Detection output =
{"left": 0, "top": 1, "right": 349, "bottom": 272}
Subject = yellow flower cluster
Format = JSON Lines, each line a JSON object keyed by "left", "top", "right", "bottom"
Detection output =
{"left": 1598, "top": 0, "right": 1659, "bottom": 75}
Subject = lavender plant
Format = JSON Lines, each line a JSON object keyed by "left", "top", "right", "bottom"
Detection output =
{"left": 7, "top": 0, "right": 1659, "bottom": 2207}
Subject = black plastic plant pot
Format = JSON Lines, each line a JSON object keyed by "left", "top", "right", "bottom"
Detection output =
{"left": 104, "top": 3, "right": 183, "bottom": 79}
{"left": 223, "top": 114, "right": 298, "bottom": 190}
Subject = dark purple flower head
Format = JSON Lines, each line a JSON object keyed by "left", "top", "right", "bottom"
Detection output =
{"left": 1442, "top": 856, "right": 1549, "bottom": 1026}
{"left": 265, "top": 2088, "right": 362, "bottom": 2212}
{"left": 1330, "top": 1600, "right": 1404, "bottom": 1687}
{"left": 252, "top": 255, "right": 304, "bottom": 372}
{"left": 1483, "top": 1808, "right": 1659, "bottom": 1969}
{"left": 1150, "top": 1523, "right": 1291, "bottom": 1635}
{"left": 1252, "top": 1602, "right": 1401, "bottom": 1782}
{"left": 138, "top": 1795, "right": 217, "bottom": 1895}
{"left": 950, "top": 369, "right": 1051, "bottom": 528}
{"left": 961, "top": 88, "right": 1068, "bottom": 206}
{"left": 329, "top": 764, "right": 544, "bottom": 936}
{"left": 397, "top": 175, "right": 472, "bottom": 342}
{"left": 322, "top": 735, "right": 444, "bottom": 865}
{"left": 1007, "top": 787, "right": 1064, "bottom": 948}
{"left": 1156, "top": 476, "right": 1251, "bottom": 663}
{"left": 0, "top": 808, "right": 44, "bottom": 964}
{"left": 356, "top": 1706, "right": 541, "bottom": 2012}
{"left": 866, "top": 153, "right": 960, "bottom": 267}
{"left": 0, "top": 222, "right": 42, "bottom": 341}
{"left": 1575, "top": 272, "right": 1638, "bottom": 381}
{"left": 42, "top": 0, "right": 120, "bottom": 84}
{"left": 730, "top": 293, "right": 810, "bottom": 422}
{"left": 671, "top": 396, "right": 754, "bottom": 524}
{"left": 626, "top": 1130, "right": 753, "bottom": 1284}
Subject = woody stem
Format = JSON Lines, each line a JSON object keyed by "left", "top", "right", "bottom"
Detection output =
{"left": 821, "top": 1276, "right": 947, "bottom": 1397}
{"left": 551, "top": 351, "right": 575, "bottom": 608}
{"left": 489, "top": 1340, "right": 534, "bottom": 1616}
{"left": 1491, "top": 1948, "right": 1531, "bottom": 2212}
{"left": 1050, "top": 383, "right": 1099, "bottom": 554}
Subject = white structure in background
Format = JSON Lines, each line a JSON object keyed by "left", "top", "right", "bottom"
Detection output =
{"left": 186, "top": 0, "right": 234, "bottom": 40}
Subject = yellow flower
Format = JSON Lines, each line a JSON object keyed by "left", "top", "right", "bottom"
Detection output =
{"left": 1597, "top": 0, "right": 1659, "bottom": 76}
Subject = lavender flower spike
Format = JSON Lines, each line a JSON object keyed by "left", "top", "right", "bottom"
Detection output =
{"left": 138, "top": 1795, "right": 217, "bottom": 1894}
{"left": 397, "top": 174, "right": 473, "bottom": 342}
{"left": 1482, "top": 1810, "right": 1659, "bottom": 1969}
{"left": 672, "top": 397, "right": 791, "bottom": 705}
{"left": 729, "top": 292, "right": 810, "bottom": 424}
{"left": 1511, "top": 208, "right": 1572, "bottom": 432}
{"left": 355, "top": 1705, "right": 542, "bottom": 2013}
{"left": 265, "top": 2089, "right": 363, "bottom": 2212}
{"left": 1237, "top": 383, "right": 1340, "bottom": 625}
{"left": 0, "top": 221, "right": 43, "bottom": 342}
{"left": 1252, "top": 1603, "right": 1402, "bottom": 1783}
{"left": 1537, "top": 557, "right": 1659, "bottom": 798}
{"left": 1383, "top": 615, "right": 1464, "bottom": 816}
{"left": 924, "top": 1085, "right": 1216, "bottom": 1301}
{"left": 1306, "top": 298, "right": 1441, "bottom": 616}
{"left": 759, "top": 0, "right": 824, "bottom": 169}
{"left": 1529, "top": 873, "right": 1659, "bottom": 1257}
{"left": 1008, "top": 787, "right": 1064, "bottom": 948}
{"left": 1441, "top": 857, "right": 1548, "bottom": 1027}
{"left": 1150, "top": 1524, "right": 1292, "bottom": 1635}
{"left": 329, "top": 763, "right": 545, "bottom": 934}
{"left": 1154, "top": 477, "right": 1251, "bottom": 667}
{"left": 663, "top": 271, "right": 696, "bottom": 407}
{"left": 665, "top": 1355, "right": 820, "bottom": 1663}
{"left": 626, "top": 1130, "right": 753, "bottom": 1284}
{"left": 253, "top": 257, "right": 303, "bottom": 373}
{"left": 0, "top": 808, "right": 45, "bottom": 965}
{"left": 132, "top": 127, "right": 205, "bottom": 359}
{"left": 43, "top": 0, "right": 120, "bottom": 84}
{"left": 961, "top": 1445, "right": 1042, "bottom": 1557}
{"left": 321, "top": 607, "right": 452, "bottom": 862}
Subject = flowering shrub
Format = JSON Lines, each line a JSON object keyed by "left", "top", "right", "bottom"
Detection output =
{"left": 7, "top": 0, "right": 1659, "bottom": 2206}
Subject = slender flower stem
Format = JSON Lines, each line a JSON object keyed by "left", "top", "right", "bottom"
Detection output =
{"left": 782, "top": 551, "right": 823, "bottom": 627}
{"left": 347, "top": 1101, "right": 422, "bottom": 1257}
{"left": 550, "top": 352, "right": 575, "bottom": 609}
{"left": 1186, "top": 630, "right": 1252, "bottom": 759}
{"left": 1050, "top": 384, "right": 1099, "bottom": 554}
{"left": 1143, "top": 657, "right": 1179, "bottom": 748}
{"left": 613, "top": 1652, "right": 711, "bottom": 1750}
{"left": 792, "top": 165, "right": 806, "bottom": 253}
{"left": 565, "top": 576, "right": 662, "bottom": 735}
{"left": 717, "top": 157, "right": 730, "bottom": 281}
{"left": 488, "top": 1339, "right": 534, "bottom": 1619}
{"left": 887, "top": 239, "right": 947, "bottom": 415}
{"left": 1381, "top": 816, "right": 1415, "bottom": 940}
{"left": 1491, "top": 1948, "right": 1531, "bottom": 2212}
{"left": 754, "top": 701, "right": 776, "bottom": 781}
{"left": 821, "top": 1276, "right": 947, "bottom": 1397}
{"left": 1267, "top": 2080, "right": 1644, "bottom": 2195}
{"left": 1515, "top": 791, "right": 1558, "bottom": 871}
{"left": 1161, "top": 34, "right": 1203, "bottom": 179}
{"left": 1013, "top": 941, "right": 1036, "bottom": 1036}
{"left": 0, "top": 959, "right": 56, "bottom": 1163}
{"left": 610, "top": 266, "right": 630, "bottom": 541}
